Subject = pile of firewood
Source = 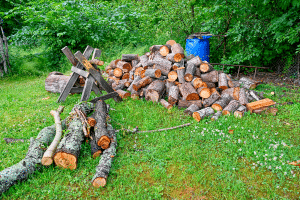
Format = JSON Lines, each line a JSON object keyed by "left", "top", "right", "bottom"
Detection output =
{"left": 105, "top": 40, "right": 277, "bottom": 121}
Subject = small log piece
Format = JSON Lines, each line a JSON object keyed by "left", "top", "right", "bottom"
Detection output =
{"left": 246, "top": 98, "right": 276, "bottom": 113}
{"left": 145, "top": 80, "right": 166, "bottom": 102}
{"left": 194, "top": 67, "right": 201, "bottom": 77}
{"left": 212, "top": 94, "right": 233, "bottom": 111}
{"left": 128, "top": 76, "right": 142, "bottom": 92}
{"left": 177, "top": 67, "right": 186, "bottom": 83}
{"left": 179, "top": 82, "right": 200, "bottom": 100}
{"left": 166, "top": 53, "right": 176, "bottom": 62}
{"left": 113, "top": 68, "right": 123, "bottom": 78}
{"left": 249, "top": 90, "right": 260, "bottom": 101}
{"left": 90, "top": 130, "right": 102, "bottom": 158}
{"left": 200, "top": 61, "right": 214, "bottom": 73}
{"left": 89, "top": 59, "right": 104, "bottom": 66}
{"left": 131, "top": 60, "right": 139, "bottom": 68}
{"left": 110, "top": 59, "right": 121, "bottom": 69}
{"left": 160, "top": 99, "right": 173, "bottom": 109}
{"left": 200, "top": 70, "right": 218, "bottom": 83}
{"left": 160, "top": 45, "right": 171, "bottom": 57}
{"left": 150, "top": 45, "right": 164, "bottom": 53}
{"left": 222, "top": 100, "right": 240, "bottom": 116}
{"left": 122, "top": 54, "right": 139, "bottom": 62}
{"left": 193, "top": 107, "right": 215, "bottom": 122}
{"left": 122, "top": 73, "right": 130, "bottom": 80}
{"left": 168, "top": 71, "right": 178, "bottom": 82}
{"left": 204, "top": 82, "right": 216, "bottom": 88}
{"left": 184, "top": 63, "right": 196, "bottom": 82}
{"left": 184, "top": 104, "right": 200, "bottom": 116}
{"left": 211, "top": 111, "right": 222, "bottom": 121}
{"left": 168, "top": 85, "right": 179, "bottom": 105}
{"left": 116, "top": 61, "right": 132, "bottom": 73}
{"left": 238, "top": 88, "right": 249, "bottom": 105}
{"left": 144, "top": 69, "right": 161, "bottom": 79}
{"left": 165, "top": 80, "right": 175, "bottom": 95}
{"left": 191, "top": 77, "right": 203, "bottom": 89}
{"left": 166, "top": 40, "right": 176, "bottom": 46}
{"left": 218, "top": 73, "right": 228, "bottom": 90}
{"left": 234, "top": 105, "right": 247, "bottom": 118}
{"left": 133, "top": 76, "right": 153, "bottom": 91}
{"left": 152, "top": 57, "right": 172, "bottom": 76}
{"left": 45, "top": 73, "right": 70, "bottom": 93}
{"left": 187, "top": 56, "right": 202, "bottom": 67}
{"left": 177, "top": 100, "right": 202, "bottom": 109}
{"left": 202, "top": 91, "right": 220, "bottom": 107}
{"left": 197, "top": 87, "right": 211, "bottom": 99}
{"left": 116, "top": 90, "right": 130, "bottom": 99}
{"left": 171, "top": 43, "right": 185, "bottom": 62}
{"left": 239, "top": 77, "right": 258, "bottom": 89}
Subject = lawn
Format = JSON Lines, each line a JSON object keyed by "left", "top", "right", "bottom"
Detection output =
{"left": 0, "top": 74, "right": 300, "bottom": 199}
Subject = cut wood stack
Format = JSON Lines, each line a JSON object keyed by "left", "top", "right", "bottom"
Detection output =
{"left": 105, "top": 40, "right": 274, "bottom": 121}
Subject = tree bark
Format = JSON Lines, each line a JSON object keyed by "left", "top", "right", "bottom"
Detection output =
{"left": 218, "top": 73, "right": 228, "bottom": 90}
{"left": 116, "top": 61, "right": 132, "bottom": 73}
{"left": 122, "top": 54, "right": 139, "bottom": 62}
{"left": 110, "top": 59, "right": 121, "bottom": 69}
{"left": 212, "top": 94, "right": 233, "bottom": 111}
{"left": 128, "top": 76, "right": 141, "bottom": 92}
{"left": 168, "top": 85, "right": 179, "bottom": 105}
{"left": 200, "top": 71, "right": 218, "bottom": 83}
{"left": 238, "top": 88, "right": 248, "bottom": 105}
{"left": 222, "top": 100, "right": 240, "bottom": 116}
{"left": 160, "top": 99, "right": 173, "bottom": 109}
{"left": 177, "top": 67, "right": 186, "bottom": 83}
{"left": 187, "top": 56, "right": 202, "bottom": 67}
{"left": 179, "top": 82, "right": 200, "bottom": 100}
{"left": 152, "top": 57, "right": 172, "bottom": 76}
{"left": 239, "top": 77, "right": 258, "bottom": 89}
{"left": 171, "top": 43, "right": 184, "bottom": 62}
{"left": 89, "top": 129, "right": 102, "bottom": 158}
{"left": 184, "top": 104, "right": 200, "bottom": 116}
{"left": 177, "top": 100, "right": 202, "bottom": 109}
{"left": 150, "top": 45, "right": 163, "bottom": 53}
{"left": 202, "top": 91, "right": 220, "bottom": 107}
{"left": 116, "top": 90, "right": 130, "bottom": 99}
{"left": 193, "top": 107, "right": 215, "bottom": 122}
{"left": 145, "top": 80, "right": 166, "bottom": 102}
{"left": 144, "top": 69, "right": 161, "bottom": 79}
{"left": 166, "top": 53, "right": 176, "bottom": 62}
{"left": 191, "top": 77, "right": 203, "bottom": 89}
{"left": 132, "top": 76, "right": 153, "bottom": 91}
{"left": 45, "top": 74, "right": 70, "bottom": 93}
{"left": 184, "top": 63, "right": 196, "bottom": 82}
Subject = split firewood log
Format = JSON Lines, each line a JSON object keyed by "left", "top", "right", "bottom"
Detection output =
{"left": 200, "top": 70, "right": 218, "bottom": 83}
{"left": 202, "top": 91, "right": 220, "bottom": 107}
{"left": 168, "top": 85, "right": 179, "bottom": 105}
{"left": 238, "top": 88, "right": 248, "bottom": 105}
{"left": 184, "top": 63, "right": 196, "bottom": 82}
{"left": 168, "top": 70, "right": 178, "bottom": 82}
{"left": 41, "top": 106, "right": 65, "bottom": 166}
{"left": 144, "top": 69, "right": 162, "bottom": 79}
{"left": 122, "top": 54, "right": 139, "bottom": 62}
{"left": 110, "top": 59, "right": 121, "bottom": 69}
{"left": 184, "top": 104, "right": 200, "bottom": 116}
{"left": 145, "top": 80, "right": 166, "bottom": 102}
{"left": 177, "top": 67, "right": 186, "bottom": 83}
{"left": 197, "top": 87, "right": 211, "bottom": 98}
{"left": 150, "top": 45, "right": 164, "bottom": 53}
{"left": 239, "top": 77, "right": 259, "bottom": 89}
{"left": 128, "top": 76, "right": 142, "bottom": 92}
{"left": 116, "top": 90, "right": 130, "bottom": 99}
{"left": 211, "top": 111, "right": 222, "bottom": 121}
{"left": 246, "top": 98, "right": 275, "bottom": 113}
{"left": 165, "top": 80, "right": 175, "bottom": 95}
{"left": 234, "top": 105, "right": 247, "bottom": 118}
{"left": 193, "top": 107, "right": 215, "bottom": 122}
{"left": 160, "top": 99, "right": 173, "bottom": 109}
{"left": 177, "top": 100, "right": 202, "bottom": 109}
{"left": 222, "top": 100, "right": 240, "bottom": 115}
{"left": 179, "top": 82, "right": 200, "bottom": 100}
{"left": 218, "top": 73, "right": 228, "bottom": 90}
{"left": 166, "top": 40, "right": 176, "bottom": 46}
{"left": 200, "top": 61, "right": 214, "bottom": 73}
{"left": 222, "top": 87, "right": 240, "bottom": 100}
{"left": 171, "top": 43, "right": 185, "bottom": 62}
{"left": 212, "top": 94, "right": 233, "bottom": 111}
{"left": 92, "top": 123, "right": 116, "bottom": 188}
{"left": 133, "top": 76, "right": 153, "bottom": 91}
{"left": 94, "top": 100, "right": 111, "bottom": 149}
{"left": 187, "top": 56, "right": 202, "bottom": 67}
{"left": 160, "top": 45, "right": 171, "bottom": 57}
{"left": 152, "top": 57, "right": 172, "bottom": 76}
{"left": 249, "top": 90, "right": 260, "bottom": 101}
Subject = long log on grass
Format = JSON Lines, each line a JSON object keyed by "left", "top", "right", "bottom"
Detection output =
{"left": 92, "top": 123, "right": 117, "bottom": 188}
{"left": 192, "top": 107, "right": 215, "bottom": 122}
{"left": 211, "top": 94, "right": 232, "bottom": 111}
{"left": 222, "top": 100, "right": 240, "bottom": 116}
{"left": 41, "top": 106, "right": 65, "bottom": 166}
{"left": 177, "top": 100, "right": 202, "bottom": 109}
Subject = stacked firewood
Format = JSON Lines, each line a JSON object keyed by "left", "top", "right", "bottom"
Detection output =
{"left": 105, "top": 40, "right": 276, "bottom": 121}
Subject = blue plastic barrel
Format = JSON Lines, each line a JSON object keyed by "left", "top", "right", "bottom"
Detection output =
{"left": 186, "top": 36, "right": 212, "bottom": 62}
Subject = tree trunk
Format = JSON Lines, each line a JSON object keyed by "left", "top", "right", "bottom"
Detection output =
{"left": 177, "top": 67, "right": 186, "bottom": 83}
{"left": 177, "top": 100, "right": 202, "bottom": 109}
{"left": 212, "top": 94, "right": 233, "bottom": 111}
{"left": 116, "top": 90, "right": 130, "bottom": 99}
{"left": 200, "top": 61, "right": 214, "bottom": 73}
{"left": 193, "top": 107, "right": 215, "bottom": 122}
{"left": 187, "top": 56, "right": 202, "bottom": 67}
{"left": 168, "top": 71, "right": 178, "bottom": 82}
{"left": 92, "top": 123, "right": 117, "bottom": 188}
{"left": 0, "top": 34, "right": 7, "bottom": 73}
{"left": 222, "top": 100, "right": 240, "bottom": 116}
{"left": 179, "top": 82, "right": 200, "bottom": 100}
{"left": 238, "top": 88, "right": 248, "bottom": 105}
{"left": 234, "top": 105, "right": 247, "bottom": 118}
{"left": 145, "top": 80, "right": 166, "bottom": 102}
{"left": 168, "top": 85, "right": 179, "bottom": 105}
{"left": 160, "top": 99, "right": 173, "bottom": 109}
{"left": 211, "top": 111, "right": 222, "bottom": 121}
{"left": 144, "top": 69, "right": 161, "bottom": 79}
{"left": 200, "top": 70, "right": 218, "bottom": 83}
{"left": 160, "top": 45, "right": 171, "bottom": 57}
{"left": 184, "top": 104, "right": 200, "bottom": 116}
{"left": 246, "top": 98, "right": 275, "bottom": 113}
{"left": 184, "top": 63, "right": 196, "bottom": 82}
{"left": 239, "top": 77, "right": 258, "bottom": 89}
{"left": 94, "top": 100, "right": 111, "bottom": 149}
{"left": 122, "top": 54, "right": 139, "bottom": 62}
{"left": 152, "top": 57, "right": 172, "bottom": 76}
{"left": 45, "top": 74, "right": 70, "bottom": 93}
{"left": 202, "top": 91, "right": 220, "bottom": 107}
{"left": 132, "top": 76, "right": 153, "bottom": 91}
{"left": 218, "top": 73, "right": 228, "bottom": 90}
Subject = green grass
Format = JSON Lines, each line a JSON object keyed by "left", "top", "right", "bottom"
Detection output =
{"left": 0, "top": 75, "right": 300, "bottom": 199}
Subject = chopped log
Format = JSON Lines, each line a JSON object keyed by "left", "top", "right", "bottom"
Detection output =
{"left": 246, "top": 98, "right": 275, "bottom": 113}
{"left": 200, "top": 70, "right": 218, "bottom": 83}
{"left": 194, "top": 67, "right": 201, "bottom": 78}
{"left": 90, "top": 59, "right": 104, "bottom": 66}
{"left": 112, "top": 82, "right": 125, "bottom": 91}
{"left": 202, "top": 91, "right": 220, "bottom": 107}
{"left": 166, "top": 53, "right": 176, "bottom": 62}
{"left": 105, "top": 66, "right": 112, "bottom": 74}
{"left": 41, "top": 106, "right": 65, "bottom": 166}
{"left": 184, "top": 104, "right": 200, "bottom": 116}
{"left": 131, "top": 89, "right": 140, "bottom": 99}
{"left": 160, "top": 45, "right": 171, "bottom": 56}
{"left": 124, "top": 79, "right": 133, "bottom": 87}
{"left": 187, "top": 56, "right": 202, "bottom": 67}
{"left": 110, "top": 59, "right": 121, "bottom": 69}
{"left": 211, "top": 111, "right": 222, "bottom": 121}
{"left": 221, "top": 87, "right": 240, "bottom": 100}
{"left": 108, "top": 70, "right": 114, "bottom": 77}
{"left": 186, "top": 54, "right": 195, "bottom": 60}
{"left": 172, "top": 62, "right": 183, "bottom": 70}
{"left": 168, "top": 85, "right": 179, "bottom": 105}
{"left": 197, "top": 87, "right": 211, "bottom": 99}
{"left": 132, "top": 60, "right": 139, "bottom": 68}
{"left": 92, "top": 123, "right": 117, "bottom": 188}
{"left": 113, "top": 68, "right": 123, "bottom": 78}
{"left": 116, "top": 61, "right": 132, "bottom": 73}
{"left": 238, "top": 88, "right": 248, "bottom": 105}
{"left": 171, "top": 43, "right": 185, "bottom": 62}
{"left": 144, "top": 69, "right": 162, "bottom": 79}
{"left": 204, "top": 82, "right": 216, "bottom": 88}
{"left": 152, "top": 57, "right": 172, "bottom": 76}
{"left": 165, "top": 80, "right": 175, "bottom": 95}
{"left": 116, "top": 90, "right": 130, "bottom": 99}
{"left": 122, "top": 54, "right": 139, "bottom": 62}
{"left": 184, "top": 63, "right": 196, "bottom": 82}
{"left": 134, "top": 67, "right": 144, "bottom": 76}
{"left": 128, "top": 76, "right": 141, "bottom": 92}
{"left": 150, "top": 45, "right": 163, "bottom": 53}
{"left": 179, "top": 82, "right": 200, "bottom": 100}
{"left": 145, "top": 80, "right": 166, "bottom": 102}
{"left": 249, "top": 90, "right": 260, "bottom": 101}
{"left": 222, "top": 100, "right": 240, "bottom": 115}
{"left": 166, "top": 40, "right": 176, "bottom": 46}
{"left": 193, "top": 107, "right": 215, "bottom": 122}
{"left": 139, "top": 85, "right": 149, "bottom": 98}
{"left": 177, "top": 100, "right": 202, "bottom": 109}
{"left": 90, "top": 130, "right": 102, "bottom": 158}
{"left": 234, "top": 105, "right": 247, "bottom": 118}
{"left": 212, "top": 94, "right": 233, "bottom": 111}
{"left": 177, "top": 67, "right": 186, "bottom": 83}
{"left": 122, "top": 73, "right": 130, "bottom": 80}
{"left": 200, "top": 61, "right": 214, "bottom": 73}
{"left": 45, "top": 73, "right": 70, "bottom": 93}
{"left": 191, "top": 77, "right": 203, "bottom": 89}
{"left": 218, "top": 73, "right": 228, "bottom": 90}
{"left": 160, "top": 99, "right": 173, "bottom": 109}
{"left": 239, "top": 77, "right": 258, "bottom": 89}
{"left": 168, "top": 71, "right": 178, "bottom": 82}
{"left": 140, "top": 70, "right": 146, "bottom": 78}
{"left": 133, "top": 76, "right": 153, "bottom": 91}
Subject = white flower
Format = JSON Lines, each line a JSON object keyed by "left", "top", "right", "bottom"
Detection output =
{"left": 276, "top": 185, "right": 279, "bottom": 188}
{"left": 232, "top": 168, "right": 235, "bottom": 170}
{"left": 244, "top": 141, "right": 246, "bottom": 144}
{"left": 254, "top": 151, "right": 257, "bottom": 155}
{"left": 293, "top": 174, "right": 296, "bottom": 177}
{"left": 239, "top": 148, "right": 242, "bottom": 151}
{"left": 273, "top": 157, "right": 277, "bottom": 161}
{"left": 284, "top": 172, "right": 287, "bottom": 175}
{"left": 238, "top": 139, "right": 241, "bottom": 143}
{"left": 278, "top": 166, "right": 282, "bottom": 169}
{"left": 146, "top": 135, "right": 148, "bottom": 137}
{"left": 275, "top": 132, "right": 278, "bottom": 135}
{"left": 269, "top": 166, "right": 272, "bottom": 169}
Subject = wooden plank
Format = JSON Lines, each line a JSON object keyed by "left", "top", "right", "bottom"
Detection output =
{"left": 90, "top": 92, "right": 119, "bottom": 103}
{"left": 57, "top": 46, "right": 94, "bottom": 102}
{"left": 246, "top": 98, "right": 275, "bottom": 113}
{"left": 92, "top": 82, "right": 102, "bottom": 95}
{"left": 71, "top": 66, "right": 89, "bottom": 78}
{"left": 81, "top": 75, "right": 94, "bottom": 101}
{"left": 61, "top": 46, "right": 78, "bottom": 66}
{"left": 92, "top": 48, "right": 102, "bottom": 60}
{"left": 74, "top": 51, "right": 121, "bottom": 102}
{"left": 70, "top": 87, "right": 84, "bottom": 93}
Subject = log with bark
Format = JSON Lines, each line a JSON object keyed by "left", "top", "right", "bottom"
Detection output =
{"left": 184, "top": 104, "right": 200, "bottom": 116}
{"left": 193, "top": 107, "right": 215, "bottom": 122}
{"left": 218, "top": 73, "right": 228, "bottom": 90}
{"left": 116, "top": 90, "right": 131, "bottom": 99}
{"left": 200, "top": 61, "right": 214, "bottom": 73}
{"left": 179, "top": 82, "right": 200, "bottom": 100}
{"left": 152, "top": 57, "right": 172, "bottom": 76}
{"left": 144, "top": 69, "right": 161, "bottom": 79}
{"left": 116, "top": 61, "right": 132, "bottom": 73}
{"left": 168, "top": 85, "right": 179, "bottom": 105}
{"left": 238, "top": 88, "right": 248, "bottom": 105}
{"left": 202, "top": 91, "right": 220, "bottom": 107}
{"left": 166, "top": 40, "right": 176, "bottom": 46}
{"left": 197, "top": 87, "right": 211, "bottom": 99}
{"left": 122, "top": 54, "right": 139, "bottom": 62}
{"left": 132, "top": 76, "right": 153, "bottom": 91}
{"left": 160, "top": 45, "right": 171, "bottom": 57}
{"left": 246, "top": 98, "right": 275, "bottom": 113}
{"left": 234, "top": 105, "right": 247, "bottom": 118}
{"left": 184, "top": 63, "right": 196, "bottom": 82}
{"left": 177, "top": 67, "right": 186, "bottom": 83}
{"left": 239, "top": 77, "right": 259, "bottom": 89}
{"left": 191, "top": 77, "right": 204, "bottom": 89}
{"left": 160, "top": 99, "right": 173, "bottom": 109}
{"left": 45, "top": 72, "right": 70, "bottom": 93}
{"left": 145, "top": 80, "right": 166, "bottom": 102}
{"left": 211, "top": 111, "right": 222, "bottom": 121}
{"left": 177, "top": 100, "right": 202, "bottom": 109}
{"left": 187, "top": 56, "right": 202, "bottom": 67}
{"left": 222, "top": 100, "right": 240, "bottom": 115}
{"left": 171, "top": 43, "right": 185, "bottom": 62}
{"left": 168, "top": 70, "right": 178, "bottom": 82}
{"left": 200, "top": 70, "right": 218, "bottom": 83}
{"left": 150, "top": 45, "right": 163, "bottom": 53}
{"left": 90, "top": 129, "right": 102, "bottom": 158}
{"left": 212, "top": 94, "right": 233, "bottom": 111}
